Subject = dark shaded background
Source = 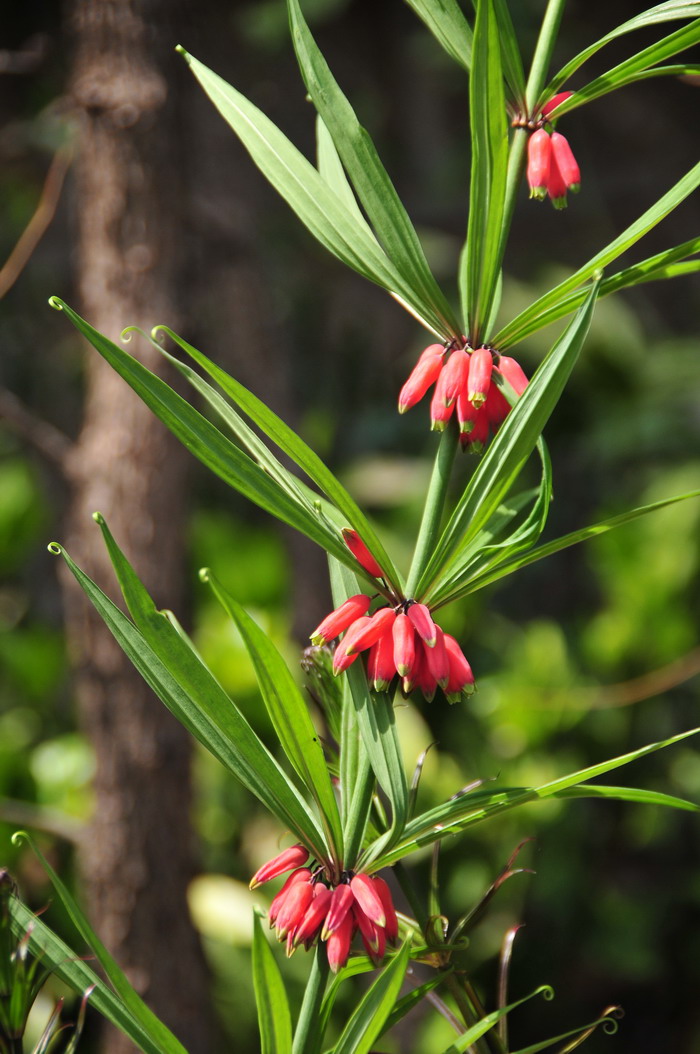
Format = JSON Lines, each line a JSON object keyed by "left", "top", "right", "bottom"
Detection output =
{"left": 1, "top": 1, "right": 699, "bottom": 1051}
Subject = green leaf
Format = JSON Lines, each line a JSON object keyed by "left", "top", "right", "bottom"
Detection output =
{"left": 176, "top": 48, "right": 445, "bottom": 337}
{"left": 316, "top": 116, "right": 370, "bottom": 230}
{"left": 549, "top": 18, "right": 700, "bottom": 116}
{"left": 252, "top": 912, "right": 293, "bottom": 1054}
{"left": 50, "top": 298, "right": 357, "bottom": 572}
{"left": 150, "top": 324, "right": 403, "bottom": 596}
{"left": 493, "top": 0, "right": 527, "bottom": 105}
{"left": 368, "top": 726, "right": 700, "bottom": 868}
{"left": 381, "top": 973, "right": 453, "bottom": 1036}
{"left": 544, "top": 1, "right": 700, "bottom": 101}
{"left": 439, "top": 986, "right": 554, "bottom": 1054}
{"left": 330, "top": 943, "right": 411, "bottom": 1054}
{"left": 202, "top": 568, "right": 344, "bottom": 861}
{"left": 453, "top": 486, "right": 700, "bottom": 599}
{"left": 555, "top": 784, "right": 699, "bottom": 812}
{"left": 288, "top": 0, "right": 461, "bottom": 339}
{"left": 417, "top": 283, "right": 598, "bottom": 604}
{"left": 50, "top": 535, "right": 328, "bottom": 858}
{"left": 493, "top": 238, "right": 700, "bottom": 348}
{"left": 10, "top": 841, "right": 186, "bottom": 1054}
{"left": 493, "top": 161, "right": 700, "bottom": 350}
{"left": 509, "top": 1008, "right": 623, "bottom": 1054}
{"left": 330, "top": 558, "right": 408, "bottom": 849}
{"left": 402, "top": 0, "right": 473, "bottom": 72}
{"left": 462, "top": 0, "right": 509, "bottom": 342}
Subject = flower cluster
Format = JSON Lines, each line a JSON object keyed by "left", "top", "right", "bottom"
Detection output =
{"left": 250, "top": 845, "right": 398, "bottom": 972}
{"left": 311, "top": 590, "right": 475, "bottom": 703}
{"left": 398, "top": 342, "right": 529, "bottom": 452}
{"left": 526, "top": 92, "right": 580, "bottom": 210}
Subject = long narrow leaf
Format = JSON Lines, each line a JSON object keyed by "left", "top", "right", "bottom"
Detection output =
{"left": 177, "top": 48, "right": 444, "bottom": 337}
{"left": 12, "top": 832, "right": 187, "bottom": 1054}
{"left": 417, "top": 283, "right": 598, "bottom": 603}
{"left": 493, "top": 0, "right": 526, "bottom": 105}
{"left": 493, "top": 161, "right": 700, "bottom": 349}
{"left": 288, "top": 0, "right": 461, "bottom": 339}
{"left": 316, "top": 116, "right": 370, "bottom": 230}
{"left": 331, "top": 943, "right": 411, "bottom": 1054}
{"left": 252, "top": 912, "right": 293, "bottom": 1054}
{"left": 462, "top": 0, "right": 509, "bottom": 342}
{"left": 439, "top": 986, "right": 554, "bottom": 1054}
{"left": 403, "top": 0, "right": 473, "bottom": 72}
{"left": 150, "top": 325, "right": 403, "bottom": 595}
{"left": 202, "top": 569, "right": 343, "bottom": 861}
{"left": 50, "top": 539, "right": 327, "bottom": 856}
{"left": 9, "top": 899, "right": 169, "bottom": 1054}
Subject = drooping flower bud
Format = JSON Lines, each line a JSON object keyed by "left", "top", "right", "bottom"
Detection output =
{"left": 459, "top": 409, "right": 489, "bottom": 454}
{"left": 326, "top": 911, "right": 354, "bottom": 973}
{"left": 430, "top": 385, "right": 455, "bottom": 431}
{"left": 249, "top": 844, "right": 310, "bottom": 889}
{"left": 540, "top": 91, "right": 574, "bottom": 120}
{"left": 322, "top": 883, "right": 355, "bottom": 940}
{"left": 274, "top": 877, "right": 314, "bottom": 939}
{"left": 424, "top": 626, "right": 450, "bottom": 689}
{"left": 414, "top": 646, "right": 437, "bottom": 703}
{"left": 439, "top": 348, "right": 470, "bottom": 407}
{"left": 468, "top": 347, "right": 494, "bottom": 408}
{"left": 350, "top": 873, "right": 386, "bottom": 928}
{"left": 268, "top": 868, "right": 311, "bottom": 926}
{"left": 444, "top": 633, "right": 476, "bottom": 703}
{"left": 332, "top": 616, "right": 372, "bottom": 673}
{"left": 341, "top": 529, "right": 385, "bottom": 579}
{"left": 550, "top": 131, "right": 580, "bottom": 193}
{"left": 345, "top": 607, "right": 396, "bottom": 656}
{"left": 372, "top": 876, "right": 399, "bottom": 943}
{"left": 367, "top": 628, "right": 396, "bottom": 692}
{"left": 398, "top": 344, "right": 445, "bottom": 413}
{"left": 407, "top": 603, "right": 437, "bottom": 648}
{"left": 546, "top": 148, "right": 568, "bottom": 210}
{"left": 496, "top": 356, "right": 529, "bottom": 397}
{"left": 354, "top": 904, "right": 386, "bottom": 963}
{"left": 292, "top": 884, "right": 332, "bottom": 948}
{"left": 456, "top": 390, "right": 479, "bottom": 434}
{"left": 484, "top": 384, "right": 510, "bottom": 427}
{"left": 526, "top": 128, "right": 552, "bottom": 201}
{"left": 310, "top": 594, "right": 372, "bottom": 646}
{"left": 392, "top": 612, "right": 416, "bottom": 677}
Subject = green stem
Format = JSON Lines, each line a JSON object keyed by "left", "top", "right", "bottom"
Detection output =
{"left": 525, "top": 0, "right": 568, "bottom": 113}
{"left": 292, "top": 946, "right": 330, "bottom": 1054}
{"left": 406, "top": 430, "right": 458, "bottom": 599}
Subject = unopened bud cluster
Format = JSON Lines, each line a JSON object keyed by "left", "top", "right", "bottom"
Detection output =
{"left": 250, "top": 845, "right": 398, "bottom": 972}
{"left": 526, "top": 92, "right": 581, "bottom": 210}
{"left": 398, "top": 342, "right": 528, "bottom": 451}
{"left": 312, "top": 591, "right": 475, "bottom": 704}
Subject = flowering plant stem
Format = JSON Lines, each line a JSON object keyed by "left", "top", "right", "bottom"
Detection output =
{"left": 525, "top": 0, "right": 568, "bottom": 112}
{"left": 292, "top": 945, "right": 330, "bottom": 1054}
{"left": 406, "top": 430, "right": 458, "bottom": 598}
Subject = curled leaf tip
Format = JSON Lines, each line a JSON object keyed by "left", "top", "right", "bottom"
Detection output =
{"left": 198, "top": 567, "right": 211, "bottom": 583}
{"left": 48, "top": 295, "right": 63, "bottom": 311}
{"left": 92, "top": 511, "right": 106, "bottom": 526}
{"left": 11, "top": 830, "right": 29, "bottom": 847}
{"left": 120, "top": 326, "right": 136, "bottom": 344}
{"left": 47, "top": 542, "right": 62, "bottom": 555}
{"left": 539, "top": 984, "right": 555, "bottom": 1001}
{"left": 151, "top": 325, "right": 168, "bottom": 344}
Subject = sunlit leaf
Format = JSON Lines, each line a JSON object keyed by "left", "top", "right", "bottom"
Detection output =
{"left": 402, "top": 0, "right": 473, "bottom": 72}
{"left": 330, "top": 943, "right": 411, "bottom": 1054}
{"left": 252, "top": 912, "right": 293, "bottom": 1054}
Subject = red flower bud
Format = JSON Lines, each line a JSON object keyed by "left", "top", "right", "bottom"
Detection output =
{"left": 275, "top": 877, "right": 314, "bottom": 939}
{"left": 292, "top": 884, "right": 332, "bottom": 948}
{"left": 392, "top": 612, "right": 416, "bottom": 677}
{"left": 424, "top": 626, "right": 450, "bottom": 689}
{"left": 350, "top": 872, "right": 386, "bottom": 928}
{"left": 372, "top": 876, "right": 399, "bottom": 943}
{"left": 496, "top": 356, "right": 529, "bottom": 397}
{"left": 345, "top": 607, "right": 396, "bottom": 656}
{"left": 439, "top": 348, "right": 470, "bottom": 407}
{"left": 414, "top": 646, "right": 438, "bottom": 703}
{"left": 526, "top": 129, "right": 551, "bottom": 201}
{"left": 430, "top": 384, "right": 455, "bottom": 431}
{"left": 368, "top": 628, "right": 396, "bottom": 692}
{"left": 546, "top": 148, "right": 568, "bottom": 210}
{"left": 310, "top": 594, "right": 372, "bottom": 646}
{"left": 341, "top": 529, "right": 385, "bottom": 579}
{"left": 407, "top": 603, "right": 437, "bottom": 648}
{"left": 354, "top": 904, "right": 386, "bottom": 963}
{"left": 484, "top": 384, "right": 510, "bottom": 426}
{"left": 459, "top": 409, "right": 490, "bottom": 454}
{"left": 333, "top": 616, "right": 371, "bottom": 673}
{"left": 540, "top": 91, "right": 574, "bottom": 120}
{"left": 398, "top": 344, "right": 445, "bottom": 413}
{"left": 550, "top": 131, "right": 580, "bottom": 193}
{"left": 322, "top": 883, "right": 355, "bottom": 940}
{"left": 268, "top": 868, "right": 312, "bottom": 926}
{"left": 468, "top": 347, "right": 494, "bottom": 408}
{"left": 444, "top": 633, "right": 476, "bottom": 702}
{"left": 250, "top": 844, "right": 310, "bottom": 889}
{"left": 326, "top": 910, "right": 354, "bottom": 973}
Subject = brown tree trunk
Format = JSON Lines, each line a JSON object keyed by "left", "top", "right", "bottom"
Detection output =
{"left": 63, "top": 2, "right": 214, "bottom": 1050}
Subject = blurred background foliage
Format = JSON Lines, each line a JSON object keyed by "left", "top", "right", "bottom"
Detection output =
{"left": 1, "top": 0, "right": 699, "bottom": 1051}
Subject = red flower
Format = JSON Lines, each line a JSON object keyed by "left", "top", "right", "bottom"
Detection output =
{"left": 341, "top": 528, "right": 385, "bottom": 579}
{"left": 540, "top": 91, "right": 574, "bottom": 120}
{"left": 526, "top": 128, "right": 551, "bottom": 201}
{"left": 310, "top": 594, "right": 372, "bottom": 647}
{"left": 249, "top": 844, "right": 309, "bottom": 889}
{"left": 527, "top": 91, "right": 581, "bottom": 210}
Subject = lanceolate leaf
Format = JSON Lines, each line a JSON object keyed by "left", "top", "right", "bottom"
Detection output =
{"left": 369, "top": 726, "right": 700, "bottom": 869}
{"left": 288, "top": 0, "right": 461, "bottom": 339}
{"left": 252, "top": 912, "right": 293, "bottom": 1054}
{"left": 50, "top": 536, "right": 328, "bottom": 858}
{"left": 202, "top": 569, "right": 344, "bottom": 861}
{"left": 12, "top": 832, "right": 187, "bottom": 1054}
{"left": 549, "top": 18, "right": 700, "bottom": 116}
{"left": 50, "top": 298, "right": 357, "bottom": 572}
{"left": 438, "top": 987, "right": 554, "bottom": 1054}
{"left": 493, "top": 161, "right": 700, "bottom": 350}
{"left": 9, "top": 899, "right": 171, "bottom": 1054}
{"left": 402, "top": 0, "right": 473, "bottom": 72}
{"left": 544, "top": 1, "right": 700, "bottom": 101}
{"left": 331, "top": 943, "right": 411, "bottom": 1054}
{"left": 176, "top": 48, "right": 444, "bottom": 337}
{"left": 493, "top": 0, "right": 527, "bottom": 106}
{"left": 316, "top": 116, "right": 370, "bottom": 231}
{"left": 150, "top": 324, "right": 403, "bottom": 595}
{"left": 462, "top": 0, "right": 509, "bottom": 343}
{"left": 416, "top": 283, "right": 599, "bottom": 604}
